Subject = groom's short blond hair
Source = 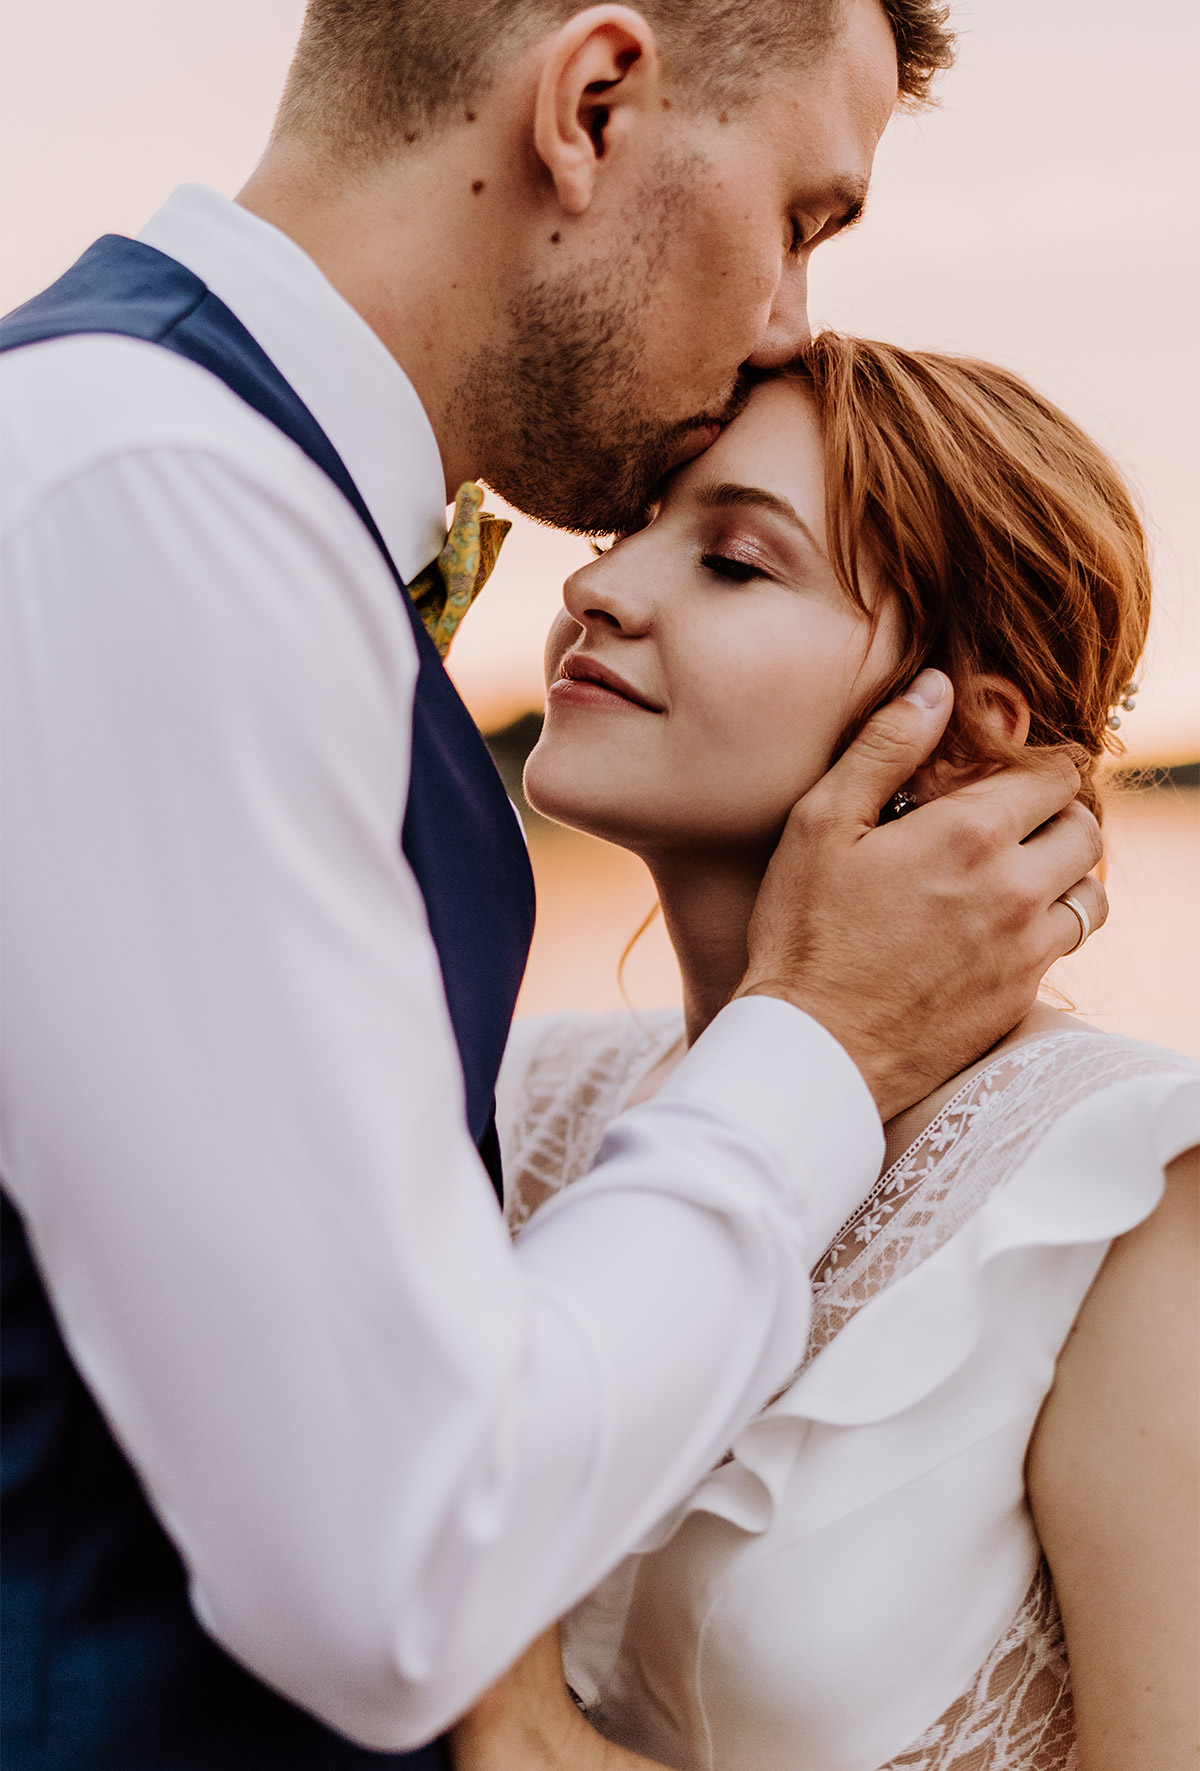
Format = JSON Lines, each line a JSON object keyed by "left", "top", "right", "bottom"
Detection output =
{"left": 278, "top": 0, "right": 953, "bottom": 164}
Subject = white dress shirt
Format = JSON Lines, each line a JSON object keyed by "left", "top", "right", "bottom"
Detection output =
{"left": 0, "top": 184, "right": 883, "bottom": 1749}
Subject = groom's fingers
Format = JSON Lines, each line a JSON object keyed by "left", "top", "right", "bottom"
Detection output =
{"left": 810, "top": 669, "right": 954, "bottom": 830}
{"left": 1044, "top": 873, "right": 1109, "bottom": 962}
{"left": 938, "top": 748, "right": 1085, "bottom": 846}
{"left": 741, "top": 690, "right": 1109, "bottom": 1117}
{"left": 1014, "top": 800, "right": 1105, "bottom": 910}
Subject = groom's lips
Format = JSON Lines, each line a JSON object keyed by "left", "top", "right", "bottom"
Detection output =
{"left": 669, "top": 422, "right": 725, "bottom": 469}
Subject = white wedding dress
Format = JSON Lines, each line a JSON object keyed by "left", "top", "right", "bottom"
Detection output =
{"left": 496, "top": 1011, "right": 1199, "bottom": 1771}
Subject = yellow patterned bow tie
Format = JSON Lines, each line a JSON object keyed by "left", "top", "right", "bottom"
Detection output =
{"left": 408, "top": 481, "right": 511, "bottom": 658}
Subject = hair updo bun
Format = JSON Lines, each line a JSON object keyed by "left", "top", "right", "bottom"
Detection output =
{"left": 797, "top": 335, "right": 1152, "bottom": 820}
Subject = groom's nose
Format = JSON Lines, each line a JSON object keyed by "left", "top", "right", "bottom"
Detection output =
{"left": 744, "top": 257, "right": 812, "bottom": 370}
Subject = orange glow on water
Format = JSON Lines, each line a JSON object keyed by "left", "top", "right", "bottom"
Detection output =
{"left": 519, "top": 789, "right": 1200, "bottom": 1060}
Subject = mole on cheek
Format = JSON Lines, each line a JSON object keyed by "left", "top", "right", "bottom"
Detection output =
{"left": 551, "top": 231, "right": 561, "bottom": 243}
{"left": 465, "top": 110, "right": 477, "bottom": 122}
{"left": 472, "top": 180, "right": 485, "bottom": 193}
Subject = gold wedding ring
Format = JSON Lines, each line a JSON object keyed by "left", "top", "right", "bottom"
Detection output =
{"left": 1060, "top": 892, "right": 1092, "bottom": 955}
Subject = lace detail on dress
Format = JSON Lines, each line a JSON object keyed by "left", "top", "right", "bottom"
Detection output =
{"left": 805, "top": 1031, "right": 1185, "bottom": 1366}
{"left": 502, "top": 1011, "right": 682, "bottom": 1232}
{"left": 880, "top": 1561, "right": 1077, "bottom": 1771}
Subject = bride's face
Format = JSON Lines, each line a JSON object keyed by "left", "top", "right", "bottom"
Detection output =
{"left": 524, "top": 379, "right": 904, "bottom": 856}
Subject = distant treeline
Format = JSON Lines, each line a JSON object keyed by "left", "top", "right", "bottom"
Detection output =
{"left": 484, "top": 711, "right": 1199, "bottom": 801}
{"left": 1118, "top": 761, "right": 1200, "bottom": 789}
{"left": 485, "top": 712, "right": 546, "bottom": 816}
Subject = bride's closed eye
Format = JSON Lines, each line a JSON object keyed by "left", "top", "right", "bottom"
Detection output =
{"left": 699, "top": 528, "right": 780, "bottom": 584}
{"left": 699, "top": 550, "right": 766, "bottom": 583}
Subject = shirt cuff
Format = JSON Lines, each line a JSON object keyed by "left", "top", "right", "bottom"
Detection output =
{"left": 652, "top": 996, "right": 885, "bottom": 1262}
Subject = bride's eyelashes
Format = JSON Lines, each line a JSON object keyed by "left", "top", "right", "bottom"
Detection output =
{"left": 699, "top": 529, "right": 780, "bottom": 584}
{"left": 699, "top": 550, "right": 767, "bottom": 583}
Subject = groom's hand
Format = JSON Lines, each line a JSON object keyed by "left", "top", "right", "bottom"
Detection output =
{"left": 737, "top": 669, "right": 1106, "bottom": 1123}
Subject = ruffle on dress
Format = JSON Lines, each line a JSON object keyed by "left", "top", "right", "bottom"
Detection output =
{"left": 636, "top": 1055, "right": 1199, "bottom": 1552}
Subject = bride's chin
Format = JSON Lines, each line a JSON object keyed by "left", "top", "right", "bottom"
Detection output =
{"left": 523, "top": 756, "right": 648, "bottom": 850}
{"left": 525, "top": 785, "right": 632, "bottom": 847}
{"left": 523, "top": 758, "right": 595, "bottom": 834}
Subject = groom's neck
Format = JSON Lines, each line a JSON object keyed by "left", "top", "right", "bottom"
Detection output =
{"left": 237, "top": 130, "right": 520, "bottom": 496}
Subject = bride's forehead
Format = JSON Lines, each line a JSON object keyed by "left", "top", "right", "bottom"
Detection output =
{"left": 672, "top": 380, "right": 825, "bottom": 509}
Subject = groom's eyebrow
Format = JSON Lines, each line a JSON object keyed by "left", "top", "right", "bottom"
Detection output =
{"left": 695, "top": 482, "right": 826, "bottom": 557}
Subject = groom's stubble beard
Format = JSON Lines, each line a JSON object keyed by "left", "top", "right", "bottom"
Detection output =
{"left": 451, "top": 149, "right": 751, "bottom": 535}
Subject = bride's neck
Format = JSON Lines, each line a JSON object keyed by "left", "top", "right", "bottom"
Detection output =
{"left": 646, "top": 849, "right": 770, "bottom": 1047}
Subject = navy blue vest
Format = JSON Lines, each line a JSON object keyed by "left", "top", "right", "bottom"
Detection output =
{"left": 0, "top": 237, "right": 537, "bottom": 1769}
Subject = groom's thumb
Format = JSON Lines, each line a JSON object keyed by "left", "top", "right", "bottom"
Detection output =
{"left": 819, "top": 670, "right": 954, "bottom": 830}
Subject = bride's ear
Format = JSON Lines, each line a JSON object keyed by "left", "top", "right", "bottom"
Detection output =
{"left": 905, "top": 674, "right": 1031, "bottom": 803}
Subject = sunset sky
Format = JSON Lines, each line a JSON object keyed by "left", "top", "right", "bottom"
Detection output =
{"left": 3, "top": 0, "right": 1196, "bottom": 762}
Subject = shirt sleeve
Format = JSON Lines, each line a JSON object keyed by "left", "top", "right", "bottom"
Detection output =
{"left": 0, "top": 440, "right": 883, "bottom": 1748}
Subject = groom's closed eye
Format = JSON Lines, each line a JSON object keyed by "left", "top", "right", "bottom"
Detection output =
{"left": 791, "top": 178, "right": 870, "bottom": 254}
{"left": 589, "top": 503, "right": 661, "bottom": 555}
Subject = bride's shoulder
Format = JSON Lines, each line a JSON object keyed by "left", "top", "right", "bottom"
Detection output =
{"left": 989, "top": 1009, "right": 1200, "bottom": 1135}
{"left": 882, "top": 1004, "right": 1197, "bottom": 1174}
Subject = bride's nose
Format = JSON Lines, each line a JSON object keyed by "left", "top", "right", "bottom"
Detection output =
{"left": 562, "top": 551, "right": 654, "bottom": 637}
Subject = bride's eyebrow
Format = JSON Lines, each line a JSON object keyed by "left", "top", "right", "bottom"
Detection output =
{"left": 692, "top": 481, "right": 825, "bottom": 558}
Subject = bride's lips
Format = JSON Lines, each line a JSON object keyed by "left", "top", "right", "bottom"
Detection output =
{"left": 549, "top": 653, "right": 664, "bottom": 713}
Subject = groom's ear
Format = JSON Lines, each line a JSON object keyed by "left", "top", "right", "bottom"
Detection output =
{"left": 906, "top": 673, "right": 1033, "bottom": 804}
{"left": 533, "top": 6, "right": 663, "bottom": 216}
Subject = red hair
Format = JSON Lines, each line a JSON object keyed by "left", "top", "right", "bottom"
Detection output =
{"left": 799, "top": 335, "right": 1152, "bottom": 818}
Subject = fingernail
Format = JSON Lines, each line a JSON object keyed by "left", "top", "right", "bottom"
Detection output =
{"left": 903, "top": 669, "right": 951, "bottom": 710}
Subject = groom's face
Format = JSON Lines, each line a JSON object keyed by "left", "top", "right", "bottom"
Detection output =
{"left": 470, "top": 0, "right": 898, "bottom": 534}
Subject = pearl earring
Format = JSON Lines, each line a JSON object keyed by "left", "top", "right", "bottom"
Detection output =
{"left": 1107, "top": 679, "right": 1139, "bottom": 732}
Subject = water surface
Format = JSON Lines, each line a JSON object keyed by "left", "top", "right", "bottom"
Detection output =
{"left": 516, "top": 787, "right": 1199, "bottom": 1062}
